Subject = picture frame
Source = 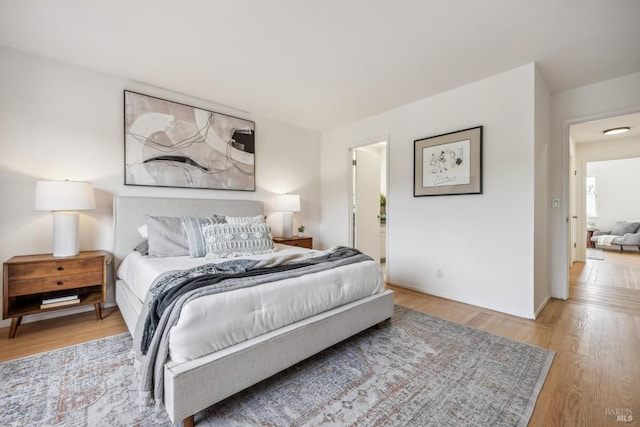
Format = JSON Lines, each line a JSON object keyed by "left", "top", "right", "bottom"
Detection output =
{"left": 124, "top": 90, "right": 255, "bottom": 191}
{"left": 413, "top": 126, "right": 482, "bottom": 197}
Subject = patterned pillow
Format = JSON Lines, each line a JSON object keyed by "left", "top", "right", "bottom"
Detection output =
{"left": 202, "top": 223, "right": 275, "bottom": 259}
{"left": 225, "top": 215, "right": 266, "bottom": 225}
{"left": 611, "top": 221, "right": 640, "bottom": 236}
{"left": 181, "top": 215, "right": 227, "bottom": 257}
{"left": 145, "top": 215, "right": 189, "bottom": 257}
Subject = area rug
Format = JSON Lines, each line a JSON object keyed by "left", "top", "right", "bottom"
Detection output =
{"left": 0, "top": 306, "right": 554, "bottom": 427}
{"left": 586, "top": 248, "right": 605, "bottom": 260}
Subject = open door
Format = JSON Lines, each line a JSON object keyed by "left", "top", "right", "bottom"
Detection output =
{"left": 352, "top": 144, "right": 383, "bottom": 261}
{"left": 570, "top": 152, "right": 578, "bottom": 264}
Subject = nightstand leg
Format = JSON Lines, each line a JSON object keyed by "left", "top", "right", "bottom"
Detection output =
{"left": 9, "top": 316, "right": 22, "bottom": 339}
{"left": 93, "top": 303, "right": 102, "bottom": 321}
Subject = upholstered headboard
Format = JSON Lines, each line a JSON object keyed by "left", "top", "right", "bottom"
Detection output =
{"left": 113, "top": 196, "right": 263, "bottom": 265}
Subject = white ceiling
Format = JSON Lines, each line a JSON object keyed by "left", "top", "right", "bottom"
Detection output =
{"left": 571, "top": 112, "right": 640, "bottom": 144}
{"left": 1, "top": 0, "right": 639, "bottom": 131}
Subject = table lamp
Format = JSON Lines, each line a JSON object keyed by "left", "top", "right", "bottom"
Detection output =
{"left": 275, "top": 194, "right": 300, "bottom": 238}
{"left": 34, "top": 180, "right": 96, "bottom": 257}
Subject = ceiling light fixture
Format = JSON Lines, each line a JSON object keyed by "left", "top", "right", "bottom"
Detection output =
{"left": 602, "top": 127, "right": 630, "bottom": 135}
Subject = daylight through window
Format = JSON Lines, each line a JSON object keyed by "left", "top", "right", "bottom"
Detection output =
{"left": 586, "top": 176, "right": 597, "bottom": 218}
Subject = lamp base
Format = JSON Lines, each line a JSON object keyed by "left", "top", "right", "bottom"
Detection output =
{"left": 52, "top": 212, "right": 80, "bottom": 257}
{"left": 282, "top": 212, "right": 294, "bottom": 238}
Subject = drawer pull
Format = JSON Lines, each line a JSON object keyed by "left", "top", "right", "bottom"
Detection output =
{"left": 56, "top": 281, "right": 64, "bottom": 286}
{"left": 57, "top": 266, "right": 64, "bottom": 271}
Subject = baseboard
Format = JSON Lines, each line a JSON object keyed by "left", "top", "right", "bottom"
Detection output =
{"left": 534, "top": 296, "right": 551, "bottom": 319}
{"left": 387, "top": 281, "right": 537, "bottom": 320}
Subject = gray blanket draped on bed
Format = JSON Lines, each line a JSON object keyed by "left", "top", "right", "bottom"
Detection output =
{"left": 133, "top": 246, "right": 374, "bottom": 407}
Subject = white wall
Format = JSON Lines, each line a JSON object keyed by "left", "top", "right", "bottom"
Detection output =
{"left": 0, "top": 46, "right": 321, "bottom": 327}
{"left": 321, "top": 64, "right": 540, "bottom": 318}
{"left": 549, "top": 72, "right": 640, "bottom": 298}
{"left": 585, "top": 154, "right": 640, "bottom": 230}
{"left": 533, "top": 66, "right": 552, "bottom": 314}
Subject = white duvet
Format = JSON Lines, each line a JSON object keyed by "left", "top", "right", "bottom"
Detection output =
{"left": 117, "top": 244, "right": 384, "bottom": 363}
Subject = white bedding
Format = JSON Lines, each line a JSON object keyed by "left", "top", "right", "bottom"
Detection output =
{"left": 117, "top": 244, "right": 384, "bottom": 363}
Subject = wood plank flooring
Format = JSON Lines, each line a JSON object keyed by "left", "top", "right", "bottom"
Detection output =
{"left": 578, "top": 249, "right": 640, "bottom": 290}
{"left": 571, "top": 250, "right": 640, "bottom": 313}
{"left": 0, "top": 306, "right": 126, "bottom": 363}
{"left": 1, "top": 263, "right": 639, "bottom": 426}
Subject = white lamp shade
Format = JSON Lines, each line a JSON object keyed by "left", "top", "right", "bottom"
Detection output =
{"left": 274, "top": 194, "right": 300, "bottom": 212}
{"left": 35, "top": 180, "right": 96, "bottom": 257}
{"left": 35, "top": 180, "right": 96, "bottom": 211}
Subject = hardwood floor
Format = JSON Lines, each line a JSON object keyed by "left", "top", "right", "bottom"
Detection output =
{"left": 0, "top": 306, "right": 127, "bottom": 363}
{"left": 1, "top": 271, "right": 638, "bottom": 426}
{"left": 578, "top": 249, "right": 640, "bottom": 290}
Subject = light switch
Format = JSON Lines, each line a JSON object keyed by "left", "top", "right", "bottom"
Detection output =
{"left": 552, "top": 198, "right": 560, "bottom": 208}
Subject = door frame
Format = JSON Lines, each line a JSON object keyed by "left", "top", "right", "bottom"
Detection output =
{"left": 561, "top": 107, "right": 640, "bottom": 299}
{"left": 348, "top": 135, "right": 389, "bottom": 257}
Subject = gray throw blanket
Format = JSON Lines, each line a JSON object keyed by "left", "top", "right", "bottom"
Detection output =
{"left": 133, "top": 246, "right": 373, "bottom": 407}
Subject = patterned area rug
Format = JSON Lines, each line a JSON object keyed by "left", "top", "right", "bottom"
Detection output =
{"left": 0, "top": 306, "right": 554, "bottom": 427}
{"left": 587, "top": 248, "right": 605, "bottom": 260}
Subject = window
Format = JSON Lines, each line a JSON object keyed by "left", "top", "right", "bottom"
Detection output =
{"left": 586, "top": 176, "right": 597, "bottom": 218}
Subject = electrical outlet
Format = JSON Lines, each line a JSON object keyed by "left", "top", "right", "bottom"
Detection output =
{"left": 436, "top": 268, "right": 443, "bottom": 279}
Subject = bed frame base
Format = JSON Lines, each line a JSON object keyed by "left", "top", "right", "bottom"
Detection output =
{"left": 163, "top": 290, "right": 394, "bottom": 425}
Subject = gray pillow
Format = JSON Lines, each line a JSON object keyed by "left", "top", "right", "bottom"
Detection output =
{"left": 611, "top": 221, "right": 640, "bottom": 236}
{"left": 181, "top": 215, "right": 227, "bottom": 257}
{"left": 145, "top": 215, "right": 190, "bottom": 257}
{"left": 134, "top": 240, "right": 149, "bottom": 256}
{"left": 202, "top": 223, "right": 275, "bottom": 259}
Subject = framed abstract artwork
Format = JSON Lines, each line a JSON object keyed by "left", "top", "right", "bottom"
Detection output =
{"left": 124, "top": 91, "right": 255, "bottom": 191}
{"left": 413, "top": 126, "right": 482, "bottom": 197}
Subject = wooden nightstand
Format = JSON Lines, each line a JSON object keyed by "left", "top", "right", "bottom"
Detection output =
{"left": 273, "top": 236, "right": 313, "bottom": 249}
{"left": 2, "top": 250, "right": 111, "bottom": 338}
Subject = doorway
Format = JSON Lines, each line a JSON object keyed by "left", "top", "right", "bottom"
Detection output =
{"left": 567, "top": 112, "right": 640, "bottom": 303}
{"left": 350, "top": 140, "right": 387, "bottom": 277}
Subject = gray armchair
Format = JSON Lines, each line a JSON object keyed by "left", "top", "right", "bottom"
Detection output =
{"left": 591, "top": 221, "right": 640, "bottom": 252}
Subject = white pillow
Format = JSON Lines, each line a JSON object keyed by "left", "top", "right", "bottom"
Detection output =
{"left": 225, "top": 215, "right": 266, "bottom": 225}
{"left": 202, "top": 223, "right": 275, "bottom": 259}
{"left": 137, "top": 224, "right": 149, "bottom": 239}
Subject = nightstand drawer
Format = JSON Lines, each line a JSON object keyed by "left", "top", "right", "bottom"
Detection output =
{"left": 7, "top": 258, "right": 103, "bottom": 280}
{"left": 8, "top": 271, "right": 104, "bottom": 297}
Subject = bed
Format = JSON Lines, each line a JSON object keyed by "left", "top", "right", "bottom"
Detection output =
{"left": 113, "top": 196, "right": 394, "bottom": 426}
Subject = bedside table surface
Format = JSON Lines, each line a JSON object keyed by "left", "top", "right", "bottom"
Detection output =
{"left": 4, "top": 250, "right": 112, "bottom": 264}
{"left": 273, "top": 236, "right": 313, "bottom": 249}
